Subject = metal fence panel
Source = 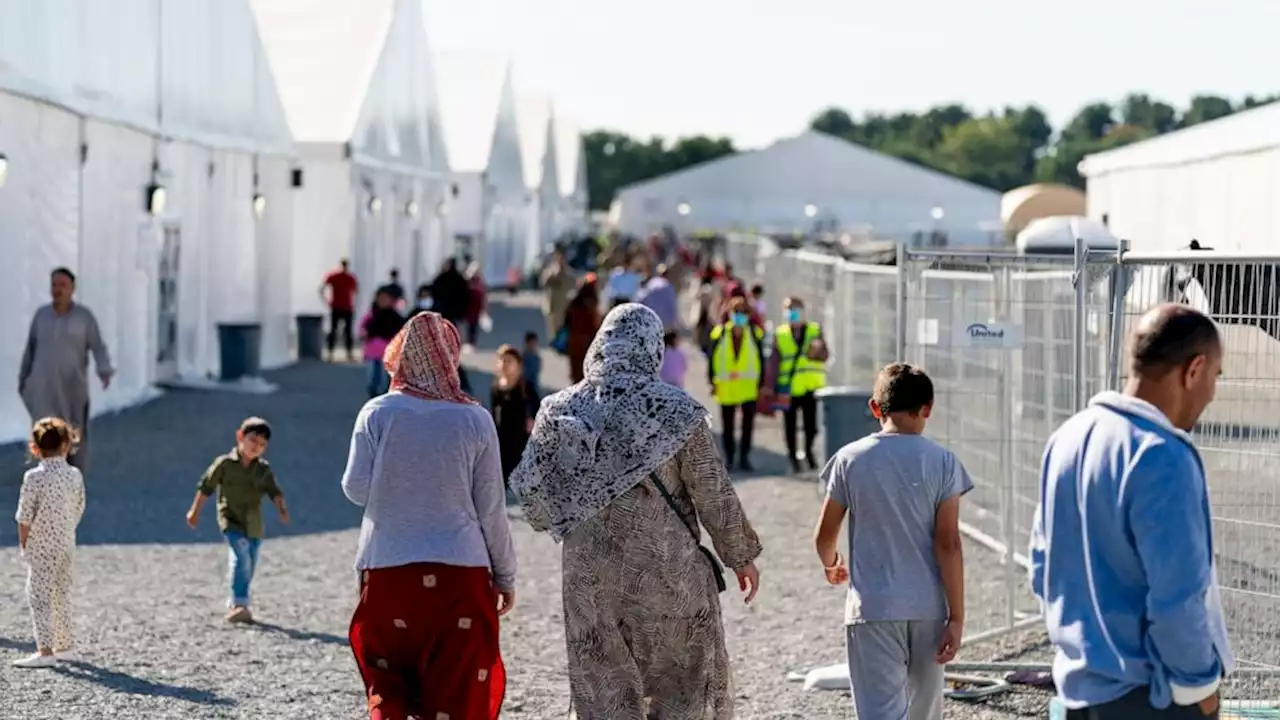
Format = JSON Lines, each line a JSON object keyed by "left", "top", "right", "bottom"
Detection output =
{"left": 1116, "top": 253, "right": 1280, "bottom": 672}
{"left": 722, "top": 237, "right": 1280, "bottom": 672}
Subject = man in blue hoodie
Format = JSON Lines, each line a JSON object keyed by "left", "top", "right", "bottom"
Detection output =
{"left": 1031, "top": 303, "right": 1233, "bottom": 719}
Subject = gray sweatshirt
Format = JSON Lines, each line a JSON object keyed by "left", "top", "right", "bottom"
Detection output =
{"left": 341, "top": 392, "right": 517, "bottom": 590}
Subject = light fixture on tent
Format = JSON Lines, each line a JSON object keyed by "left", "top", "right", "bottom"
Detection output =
{"left": 145, "top": 182, "right": 167, "bottom": 216}
{"left": 253, "top": 193, "right": 267, "bottom": 220}
{"left": 0, "top": 153, "right": 8, "bottom": 188}
{"left": 435, "top": 200, "right": 449, "bottom": 217}
{"left": 368, "top": 195, "right": 382, "bottom": 216}
{"left": 405, "top": 200, "right": 420, "bottom": 218}
{"left": 676, "top": 201, "right": 692, "bottom": 217}
{"left": 804, "top": 203, "right": 818, "bottom": 218}
{"left": 930, "top": 205, "right": 945, "bottom": 221}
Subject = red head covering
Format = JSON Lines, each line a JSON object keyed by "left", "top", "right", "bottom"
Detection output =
{"left": 383, "top": 312, "right": 476, "bottom": 404}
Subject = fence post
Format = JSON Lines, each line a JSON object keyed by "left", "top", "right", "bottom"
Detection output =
{"left": 1072, "top": 232, "right": 1089, "bottom": 412}
{"left": 997, "top": 263, "right": 1017, "bottom": 631}
{"left": 1105, "top": 240, "right": 1130, "bottom": 391}
{"left": 895, "top": 241, "right": 909, "bottom": 361}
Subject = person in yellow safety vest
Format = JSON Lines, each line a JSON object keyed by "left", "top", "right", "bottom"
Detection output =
{"left": 708, "top": 296, "right": 768, "bottom": 472}
{"left": 766, "top": 296, "right": 829, "bottom": 474}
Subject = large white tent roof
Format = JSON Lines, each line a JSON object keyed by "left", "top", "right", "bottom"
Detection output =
{"left": 251, "top": 0, "right": 391, "bottom": 144}
{"left": 1079, "top": 101, "right": 1280, "bottom": 177}
{"left": 613, "top": 130, "right": 1001, "bottom": 239}
{"left": 252, "top": 0, "right": 435, "bottom": 170}
{"left": 555, "top": 116, "right": 586, "bottom": 199}
{"left": 516, "top": 93, "right": 555, "bottom": 191}
{"left": 0, "top": 0, "right": 293, "bottom": 154}
{"left": 434, "top": 52, "right": 510, "bottom": 173}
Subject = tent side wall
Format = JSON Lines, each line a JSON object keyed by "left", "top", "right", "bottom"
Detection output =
{"left": 291, "top": 157, "right": 358, "bottom": 316}
{"left": 0, "top": 94, "right": 85, "bottom": 441}
{"left": 1086, "top": 150, "right": 1280, "bottom": 254}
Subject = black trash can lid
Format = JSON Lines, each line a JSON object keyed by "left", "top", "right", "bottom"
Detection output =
{"left": 217, "top": 322, "right": 262, "bottom": 330}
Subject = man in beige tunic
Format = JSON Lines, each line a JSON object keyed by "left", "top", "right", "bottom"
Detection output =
{"left": 19, "top": 267, "right": 114, "bottom": 475}
{"left": 541, "top": 248, "right": 577, "bottom": 339}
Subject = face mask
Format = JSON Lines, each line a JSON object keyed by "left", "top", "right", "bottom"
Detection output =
{"left": 786, "top": 309, "right": 803, "bottom": 324}
{"left": 732, "top": 313, "right": 749, "bottom": 327}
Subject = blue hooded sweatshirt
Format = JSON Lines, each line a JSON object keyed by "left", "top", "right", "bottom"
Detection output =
{"left": 1030, "top": 391, "right": 1233, "bottom": 710}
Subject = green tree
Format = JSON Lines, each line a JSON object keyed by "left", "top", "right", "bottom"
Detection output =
{"left": 935, "top": 115, "right": 1033, "bottom": 191}
{"left": 809, "top": 107, "right": 856, "bottom": 137}
{"left": 581, "top": 131, "right": 737, "bottom": 210}
{"left": 1120, "top": 94, "right": 1178, "bottom": 134}
{"left": 1180, "top": 95, "right": 1234, "bottom": 127}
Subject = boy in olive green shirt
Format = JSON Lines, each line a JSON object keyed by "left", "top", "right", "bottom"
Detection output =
{"left": 186, "top": 417, "right": 290, "bottom": 624}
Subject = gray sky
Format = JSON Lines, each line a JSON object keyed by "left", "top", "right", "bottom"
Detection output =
{"left": 425, "top": 0, "right": 1279, "bottom": 148}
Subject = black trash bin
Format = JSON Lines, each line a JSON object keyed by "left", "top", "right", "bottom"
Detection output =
{"left": 815, "top": 387, "right": 879, "bottom": 463}
{"left": 295, "top": 314, "right": 325, "bottom": 361}
{"left": 217, "top": 323, "right": 263, "bottom": 382}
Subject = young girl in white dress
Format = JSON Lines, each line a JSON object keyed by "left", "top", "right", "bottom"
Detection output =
{"left": 13, "top": 417, "right": 86, "bottom": 668}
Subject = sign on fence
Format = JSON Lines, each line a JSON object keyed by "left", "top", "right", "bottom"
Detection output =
{"left": 953, "top": 321, "right": 1024, "bottom": 349}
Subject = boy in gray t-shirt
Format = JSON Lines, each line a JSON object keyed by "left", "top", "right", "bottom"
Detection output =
{"left": 813, "top": 362, "right": 973, "bottom": 720}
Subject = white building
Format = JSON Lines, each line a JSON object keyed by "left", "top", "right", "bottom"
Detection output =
{"left": 0, "top": 0, "right": 296, "bottom": 441}
{"left": 516, "top": 94, "right": 560, "bottom": 275}
{"left": 1080, "top": 102, "right": 1280, "bottom": 252}
{"left": 434, "top": 52, "right": 525, "bottom": 286}
{"left": 253, "top": 0, "right": 450, "bottom": 315}
{"left": 553, "top": 116, "right": 590, "bottom": 238}
{"left": 610, "top": 130, "right": 1002, "bottom": 245}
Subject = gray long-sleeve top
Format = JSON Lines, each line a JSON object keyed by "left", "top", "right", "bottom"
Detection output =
{"left": 341, "top": 392, "right": 517, "bottom": 590}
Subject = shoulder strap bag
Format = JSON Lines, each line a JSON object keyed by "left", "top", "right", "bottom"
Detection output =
{"left": 649, "top": 472, "right": 727, "bottom": 593}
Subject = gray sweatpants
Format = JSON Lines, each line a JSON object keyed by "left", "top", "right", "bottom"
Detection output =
{"left": 846, "top": 620, "right": 946, "bottom": 720}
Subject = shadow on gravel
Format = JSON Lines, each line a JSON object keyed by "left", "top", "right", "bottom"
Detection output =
{"left": 0, "top": 635, "right": 34, "bottom": 652}
{"left": 0, "top": 361, "right": 370, "bottom": 547}
{"left": 249, "top": 621, "right": 349, "bottom": 647}
{"left": 54, "top": 661, "right": 236, "bottom": 707}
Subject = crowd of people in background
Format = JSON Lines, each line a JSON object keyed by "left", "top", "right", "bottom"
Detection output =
{"left": 9, "top": 230, "right": 1234, "bottom": 720}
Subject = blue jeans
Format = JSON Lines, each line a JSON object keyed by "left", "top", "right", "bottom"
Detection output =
{"left": 225, "top": 531, "right": 262, "bottom": 608}
{"left": 366, "top": 359, "right": 389, "bottom": 397}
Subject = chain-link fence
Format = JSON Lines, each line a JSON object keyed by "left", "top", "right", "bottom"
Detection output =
{"left": 724, "top": 235, "right": 1280, "bottom": 677}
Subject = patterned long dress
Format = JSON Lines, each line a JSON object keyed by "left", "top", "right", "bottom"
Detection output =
{"left": 561, "top": 423, "right": 763, "bottom": 720}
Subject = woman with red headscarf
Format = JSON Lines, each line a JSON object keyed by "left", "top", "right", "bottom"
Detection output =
{"left": 341, "top": 312, "right": 516, "bottom": 720}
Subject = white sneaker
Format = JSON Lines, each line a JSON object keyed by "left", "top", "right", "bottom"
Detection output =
{"left": 12, "top": 653, "right": 57, "bottom": 668}
{"left": 53, "top": 650, "right": 76, "bottom": 662}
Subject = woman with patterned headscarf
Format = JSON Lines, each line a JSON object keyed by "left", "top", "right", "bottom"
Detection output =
{"left": 511, "top": 304, "right": 764, "bottom": 720}
{"left": 341, "top": 311, "right": 515, "bottom": 720}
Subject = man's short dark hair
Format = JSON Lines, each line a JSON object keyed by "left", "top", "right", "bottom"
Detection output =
{"left": 784, "top": 296, "right": 804, "bottom": 308}
{"left": 873, "top": 363, "right": 934, "bottom": 415}
{"left": 239, "top": 416, "right": 272, "bottom": 441}
{"left": 1129, "top": 304, "right": 1221, "bottom": 376}
{"left": 51, "top": 267, "right": 76, "bottom": 283}
{"left": 524, "top": 331, "right": 538, "bottom": 343}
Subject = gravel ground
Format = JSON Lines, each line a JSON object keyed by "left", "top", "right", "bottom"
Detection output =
{"left": 0, "top": 292, "right": 1074, "bottom": 719}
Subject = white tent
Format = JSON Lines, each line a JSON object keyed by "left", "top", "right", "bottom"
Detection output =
{"left": 1079, "top": 102, "right": 1280, "bottom": 253}
{"left": 433, "top": 52, "right": 525, "bottom": 286}
{"left": 553, "top": 116, "right": 590, "bottom": 238}
{"left": 610, "top": 130, "right": 1002, "bottom": 245}
{"left": 1015, "top": 215, "right": 1119, "bottom": 254}
{"left": 253, "top": 0, "right": 449, "bottom": 316}
{"left": 516, "top": 94, "right": 560, "bottom": 276}
{"left": 0, "top": 0, "right": 296, "bottom": 442}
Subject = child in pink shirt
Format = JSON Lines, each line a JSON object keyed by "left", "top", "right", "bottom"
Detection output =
{"left": 358, "top": 290, "right": 406, "bottom": 397}
{"left": 660, "top": 331, "right": 688, "bottom": 388}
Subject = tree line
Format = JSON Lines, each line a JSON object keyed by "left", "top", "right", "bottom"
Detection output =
{"left": 582, "top": 93, "right": 1277, "bottom": 211}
